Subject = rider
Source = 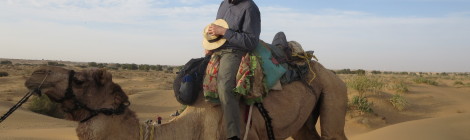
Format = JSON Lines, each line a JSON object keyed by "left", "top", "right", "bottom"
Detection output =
{"left": 205, "top": 0, "right": 261, "bottom": 139}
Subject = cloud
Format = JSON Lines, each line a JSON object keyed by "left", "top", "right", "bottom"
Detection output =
{"left": 1, "top": 1, "right": 469, "bottom": 71}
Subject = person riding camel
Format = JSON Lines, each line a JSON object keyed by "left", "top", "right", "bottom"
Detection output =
{"left": 202, "top": 0, "right": 261, "bottom": 139}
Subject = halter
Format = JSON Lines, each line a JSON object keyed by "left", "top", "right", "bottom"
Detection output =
{"left": 52, "top": 70, "right": 130, "bottom": 123}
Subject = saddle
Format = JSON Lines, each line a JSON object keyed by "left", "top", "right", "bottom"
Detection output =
{"left": 174, "top": 32, "right": 314, "bottom": 105}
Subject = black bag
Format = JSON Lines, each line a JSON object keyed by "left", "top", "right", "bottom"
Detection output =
{"left": 173, "top": 55, "right": 210, "bottom": 105}
{"left": 271, "top": 32, "right": 290, "bottom": 64}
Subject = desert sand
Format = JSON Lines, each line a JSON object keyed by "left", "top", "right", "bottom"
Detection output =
{"left": 1, "top": 64, "right": 470, "bottom": 140}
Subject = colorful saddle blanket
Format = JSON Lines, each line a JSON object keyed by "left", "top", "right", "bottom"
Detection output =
{"left": 203, "top": 40, "right": 287, "bottom": 105}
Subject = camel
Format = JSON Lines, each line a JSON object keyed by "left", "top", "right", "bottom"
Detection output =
{"left": 24, "top": 61, "right": 347, "bottom": 140}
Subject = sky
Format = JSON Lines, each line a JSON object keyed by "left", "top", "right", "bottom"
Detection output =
{"left": 1, "top": 0, "right": 469, "bottom": 72}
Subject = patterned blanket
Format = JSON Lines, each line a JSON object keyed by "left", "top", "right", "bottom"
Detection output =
{"left": 203, "top": 52, "right": 265, "bottom": 105}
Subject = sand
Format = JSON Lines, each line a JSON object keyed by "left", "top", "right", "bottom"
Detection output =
{"left": 351, "top": 113, "right": 470, "bottom": 140}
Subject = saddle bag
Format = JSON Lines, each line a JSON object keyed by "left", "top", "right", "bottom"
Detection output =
{"left": 173, "top": 55, "right": 210, "bottom": 105}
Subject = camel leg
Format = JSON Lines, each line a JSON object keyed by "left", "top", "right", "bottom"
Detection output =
{"left": 292, "top": 97, "right": 321, "bottom": 140}
{"left": 319, "top": 88, "right": 348, "bottom": 140}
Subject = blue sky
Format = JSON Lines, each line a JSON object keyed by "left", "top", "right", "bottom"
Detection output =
{"left": 1, "top": 0, "right": 469, "bottom": 72}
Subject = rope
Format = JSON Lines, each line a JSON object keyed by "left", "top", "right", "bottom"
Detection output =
{"left": 243, "top": 104, "right": 254, "bottom": 140}
{"left": 140, "top": 124, "right": 144, "bottom": 140}
{"left": 150, "top": 125, "right": 155, "bottom": 140}
{"left": 144, "top": 124, "right": 150, "bottom": 140}
{"left": 291, "top": 52, "right": 317, "bottom": 84}
{"left": 0, "top": 91, "right": 34, "bottom": 124}
{"left": 0, "top": 72, "right": 49, "bottom": 124}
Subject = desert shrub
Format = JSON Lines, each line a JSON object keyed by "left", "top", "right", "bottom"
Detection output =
{"left": 121, "top": 64, "right": 138, "bottom": 70}
{"left": 439, "top": 72, "right": 448, "bottom": 76}
{"left": 155, "top": 65, "right": 163, "bottom": 71}
{"left": 335, "top": 69, "right": 365, "bottom": 75}
{"left": 88, "top": 62, "right": 98, "bottom": 67}
{"left": 28, "top": 95, "right": 64, "bottom": 118}
{"left": 0, "top": 72, "right": 8, "bottom": 77}
{"left": 336, "top": 69, "right": 352, "bottom": 74}
{"left": 413, "top": 77, "right": 438, "bottom": 86}
{"left": 349, "top": 95, "right": 373, "bottom": 113}
{"left": 1, "top": 60, "right": 13, "bottom": 65}
{"left": 139, "top": 64, "right": 150, "bottom": 71}
{"left": 47, "top": 61, "right": 59, "bottom": 66}
{"left": 371, "top": 70, "right": 381, "bottom": 74}
{"left": 355, "top": 69, "right": 366, "bottom": 75}
{"left": 390, "top": 94, "right": 407, "bottom": 111}
{"left": 47, "top": 61, "right": 66, "bottom": 66}
{"left": 347, "top": 75, "right": 384, "bottom": 96}
{"left": 398, "top": 72, "right": 409, "bottom": 75}
{"left": 454, "top": 81, "right": 464, "bottom": 86}
{"left": 388, "top": 81, "right": 409, "bottom": 93}
{"left": 96, "top": 63, "right": 106, "bottom": 68}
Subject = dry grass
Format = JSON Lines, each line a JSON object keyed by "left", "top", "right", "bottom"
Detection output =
{"left": 390, "top": 94, "right": 408, "bottom": 111}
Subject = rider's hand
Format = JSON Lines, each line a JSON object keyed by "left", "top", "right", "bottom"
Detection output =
{"left": 208, "top": 24, "right": 227, "bottom": 36}
{"left": 205, "top": 50, "right": 213, "bottom": 55}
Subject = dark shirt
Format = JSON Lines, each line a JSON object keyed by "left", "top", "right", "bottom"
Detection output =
{"left": 216, "top": 0, "right": 261, "bottom": 52}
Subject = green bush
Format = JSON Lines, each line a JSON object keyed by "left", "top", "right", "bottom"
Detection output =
{"left": 28, "top": 95, "right": 64, "bottom": 118}
{"left": 88, "top": 62, "right": 98, "bottom": 67}
{"left": 389, "top": 81, "right": 409, "bottom": 93}
{"left": 413, "top": 77, "right": 438, "bottom": 86}
{"left": 1, "top": 60, "right": 12, "bottom": 65}
{"left": 47, "top": 61, "right": 66, "bottom": 67}
{"left": 347, "top": 75, "right": 384, "bottom": 96}
{"left": 121, "top": 64, "right": 138, "bottom": 70}
{"left": 390, "top": 94, "right": 407, "bottom": 111}
{"left": 454, "top": 81, "right": 464, "bottom": 86}
{"left": 371, "top": 70, "right": 382, "bottom": 74}
{"left": 0, "top": 72, "right": 8, "bottom": 77}
{"left": 139, "top": 64, "right": 150, "bottom": 71}
{"left": 349, "top": 95, "right": 373, "bottom": 113}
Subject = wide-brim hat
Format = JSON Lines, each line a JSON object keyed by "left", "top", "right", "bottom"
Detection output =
{"left": 202, "top": 19, "right": 229, "bottom": 50}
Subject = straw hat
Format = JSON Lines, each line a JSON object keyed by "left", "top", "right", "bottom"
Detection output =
{"left": 202, "top": 19, "right": 229, "bottom": 50}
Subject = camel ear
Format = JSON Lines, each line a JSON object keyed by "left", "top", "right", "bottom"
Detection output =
{"left": 93, "top": 69, "right": 112, "bottom": 86}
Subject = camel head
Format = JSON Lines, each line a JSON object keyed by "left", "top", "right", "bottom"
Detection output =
{"left": 25, "top": 66, "right": 130, "bottom": 122}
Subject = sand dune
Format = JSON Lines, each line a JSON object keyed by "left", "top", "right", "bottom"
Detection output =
{"left": 351, "top": 113, "right": 470, "bottom": 140}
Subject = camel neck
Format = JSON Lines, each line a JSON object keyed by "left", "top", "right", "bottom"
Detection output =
{"left": 76, "top": 109, "right": 140, "bottom": 140}
{"left": 153, "top": 108, "right": 200, "bottom": 140}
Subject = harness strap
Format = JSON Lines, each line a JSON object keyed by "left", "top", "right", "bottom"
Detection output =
{"left": 55, "top": 70, "right": 76, "bottom": 103}
{"left": 256, "top": 103, "right": 275, "bottom": 140}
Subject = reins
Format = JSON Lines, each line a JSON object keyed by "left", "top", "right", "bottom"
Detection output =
{"left": 0, "top": 71, "right": 50, "bottom": 124}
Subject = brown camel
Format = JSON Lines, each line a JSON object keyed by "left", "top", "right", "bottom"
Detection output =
{"left": 24, "top": 61, "right": 347, "bottom": 140}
